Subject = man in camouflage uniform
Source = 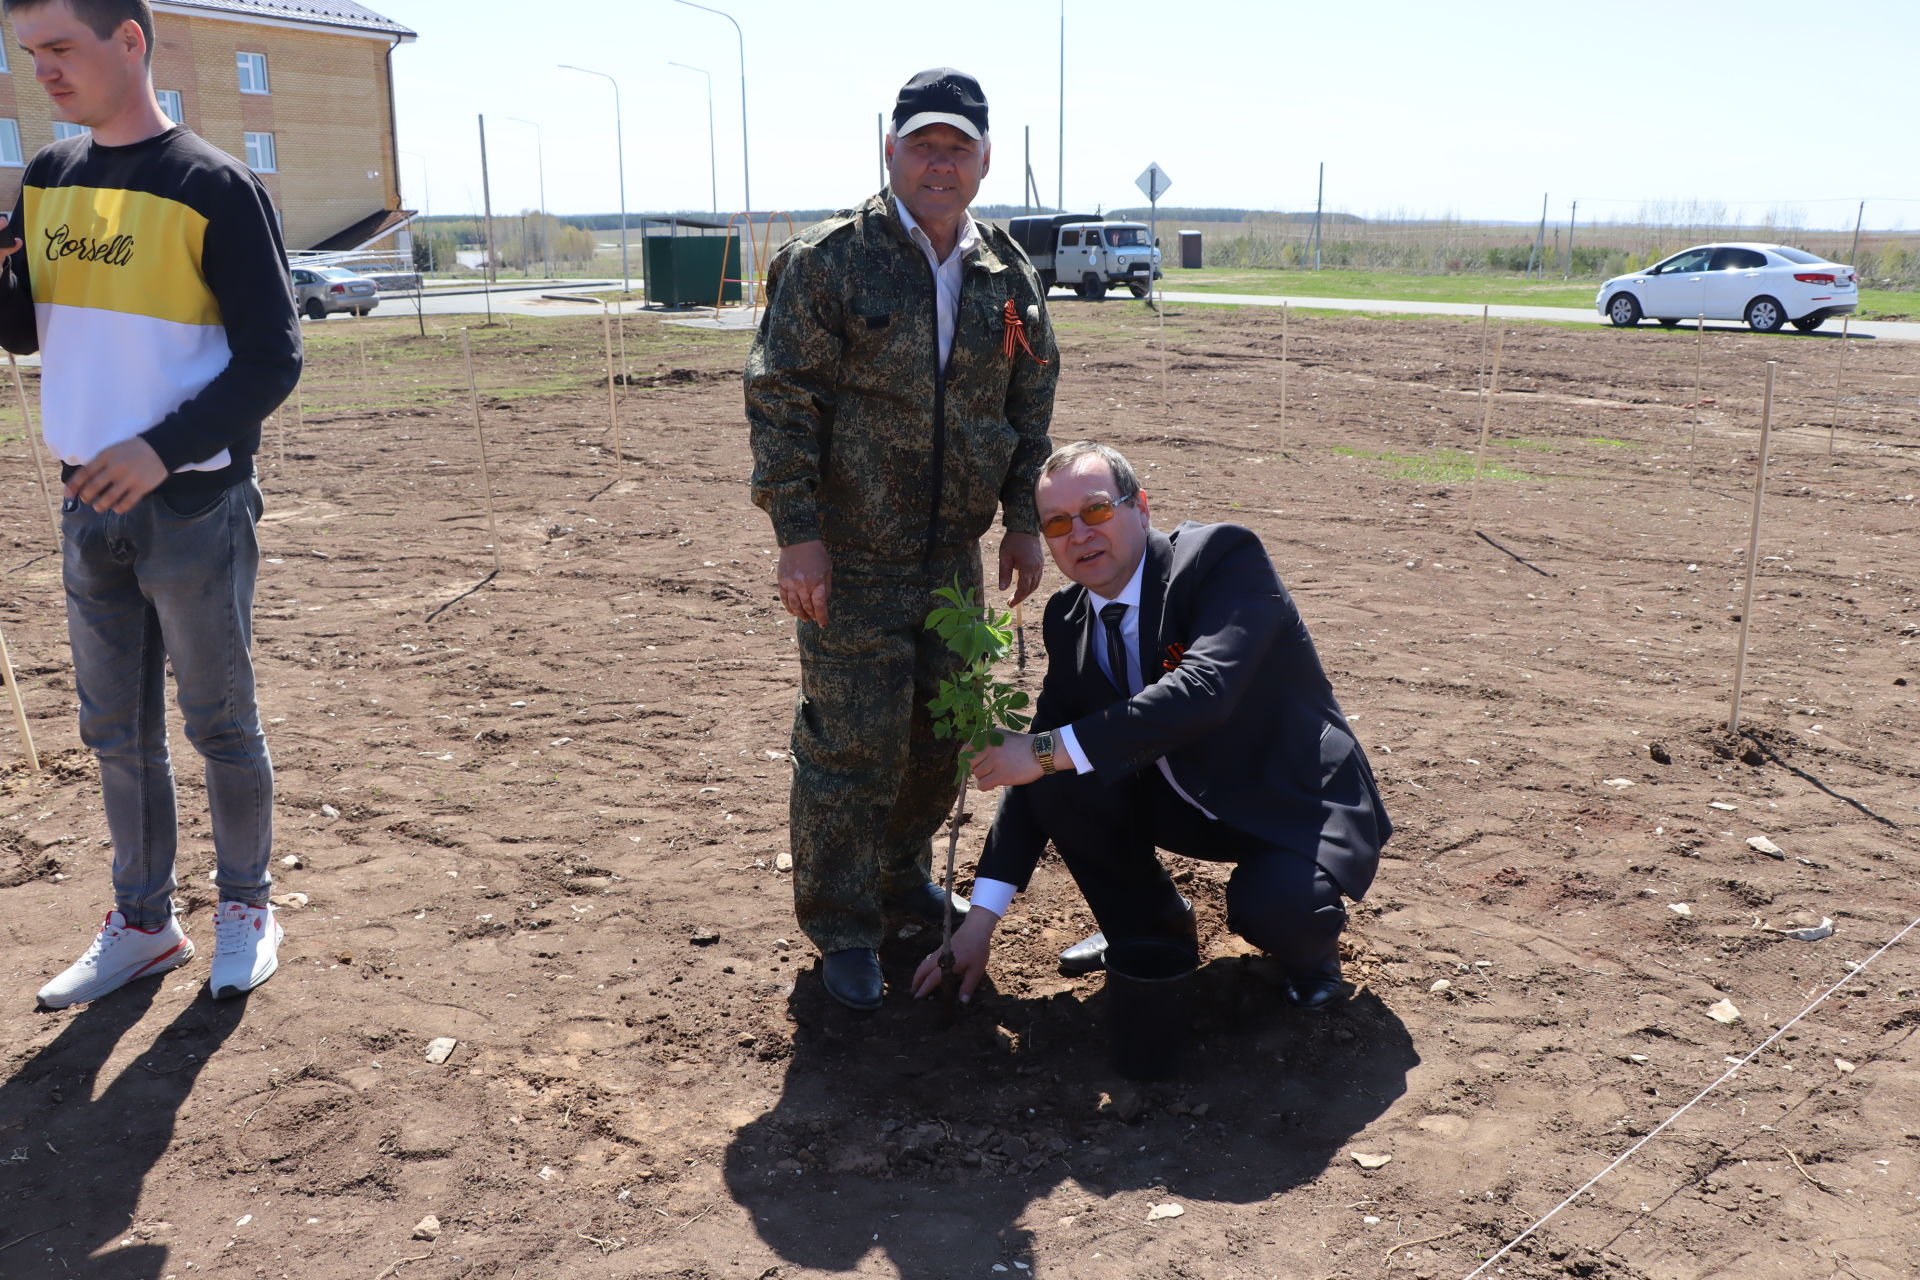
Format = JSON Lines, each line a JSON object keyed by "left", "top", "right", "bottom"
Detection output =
{"left": 747, "top": 68, "right": 1058, "bottom": 1010}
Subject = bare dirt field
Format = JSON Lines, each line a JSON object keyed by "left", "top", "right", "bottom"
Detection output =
{"left": 1, "top": 300, "right": 1917, "bottom": 1280}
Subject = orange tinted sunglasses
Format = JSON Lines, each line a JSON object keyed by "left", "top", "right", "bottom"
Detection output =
{"left": 1039, "top": 494, "right": 1136, "bottom": 539}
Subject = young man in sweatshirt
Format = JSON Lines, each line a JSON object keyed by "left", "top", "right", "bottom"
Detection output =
{"left": 0, "top": 0, "right": 302, "bottom": 1007}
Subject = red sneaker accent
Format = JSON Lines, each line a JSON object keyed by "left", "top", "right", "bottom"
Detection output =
{"left": 131, "top": 942, "right": 188, "bottom": 977}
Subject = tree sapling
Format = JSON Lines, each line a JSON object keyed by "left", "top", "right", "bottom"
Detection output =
{"left": 925, "top": 579, "right": 1030, "bottom": 1006}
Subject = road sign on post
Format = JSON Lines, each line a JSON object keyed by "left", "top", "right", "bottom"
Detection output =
{"left": 1136, "top": 162, "right": 1172, "bottom": 307}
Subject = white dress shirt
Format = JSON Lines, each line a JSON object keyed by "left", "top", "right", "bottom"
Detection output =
{"left": 894, "top": 197, "right": 978, "bottom": 373}
{"left": 970, "top": 554, "right": 1215, "bottom": 920}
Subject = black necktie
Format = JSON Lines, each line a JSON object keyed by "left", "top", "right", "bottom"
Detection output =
{"left": 1100, "top": 602, "right": 1132, "bottom": 697}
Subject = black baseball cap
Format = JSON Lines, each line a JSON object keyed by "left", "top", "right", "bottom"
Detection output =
{"left": 893, "top": 68, "right": 988, "bottom": 141}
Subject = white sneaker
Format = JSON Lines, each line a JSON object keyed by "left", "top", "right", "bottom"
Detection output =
{"left": 36, "top": 911, "right": 196, "bottom": 1009}
{"left": 209, "top": 902, "right": 282, "bottom": 999}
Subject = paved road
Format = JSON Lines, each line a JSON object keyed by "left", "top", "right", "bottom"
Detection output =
{"left": 335, "top": 279, "right": 1920, "bottom": 344}
{"left": 319, "top": 281, "right": 631, "bottom": 323}
{"left": 1152, "top": 289, "right": 1920, "bottom": 343}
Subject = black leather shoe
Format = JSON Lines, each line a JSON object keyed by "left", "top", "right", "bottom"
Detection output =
{"left": 821, "top": 948, "right": 883, "bottom": 1011}
{"left": 1285, "top": 961, "right": 1346, "bottom": 1012}
{"left": 1058, "top": 930, "right": 1109, "bottom": 977}
{"left": 887, "top": 881, "right": 968, "bottom": 927}
{"left": 1059, "top": 897, "right": 1197, "bottom": 976}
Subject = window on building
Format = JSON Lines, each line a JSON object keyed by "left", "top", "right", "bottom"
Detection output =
{"left": 52, "top": 122, "right": 90, "bottom": 141}
{"left": 0, "top": 121, "right": 20, "bottom": 167}
{"left": 236, "top": 51, "right": 269, "bottom": 94}
{"left": 157, "top": 89, "right": 183, "bottom": 122}
{"left": 244, "top": 131, "right": 277, "bottom": 172}
{"left": 0, "top": 39, "right": 10, "bottom": 73}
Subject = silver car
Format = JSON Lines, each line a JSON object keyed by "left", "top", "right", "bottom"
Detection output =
{"left": 291, "top": 266, "right": 379, "bottom": 320}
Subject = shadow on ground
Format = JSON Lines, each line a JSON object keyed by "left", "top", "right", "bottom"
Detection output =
{"left": 0, "top": 982, "right": 248, "bottom": 1278}
{"left": 724, "top": 943, "right": 1417, "bottom": 1277}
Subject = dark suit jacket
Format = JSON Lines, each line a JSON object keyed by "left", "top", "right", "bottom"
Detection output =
{"left": 976, "top": 521, "right": 1390, "bottom": 900}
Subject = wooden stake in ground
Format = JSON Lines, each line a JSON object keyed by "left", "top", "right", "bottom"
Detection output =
{"left": 1475, "top": 304, "right": 1490, "bottom": 393}
{"left": 0, "top": 624, "right": 39, "bottom": 771}
{"left": 1689, "top": 313, "right": 1705, "bottom": 469}
{"left": 1277, "top": 302, "right": 1290, "bottom": 454}
{"left": 1464, "top": 325, "right": 1507, "bottom": 529}
{"left": 8, "top": 352, "right": 58, "bottom": 546}
{"left": 601, "top": 302, "right": 623, "bottom": 469}
{"left": 1829, "top": 315, "right": 1851, "bottom": 456}
{"left": 1729, "top": 361, "right": 1778, "bottom": 734}
{"left": 1157, "top": 280, "right": 1169, "bottom": 428}
{"left": 459, "top": 328, "right": 504, "bottom": 575}
{"left": 615, "top": 297, "right": 629, "bottom": 387}
{"left": 357, "top": 333, "right": 368, "bottom": 384}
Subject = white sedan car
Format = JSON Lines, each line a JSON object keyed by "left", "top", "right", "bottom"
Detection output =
{"left": 1596, "top": 243, "right": 1857, "bottom": 333}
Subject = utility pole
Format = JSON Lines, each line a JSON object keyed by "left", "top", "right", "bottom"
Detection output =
{"left": 1529, "top": 192, "right": 1548, "bottom": 279}
{"left": 1311, "top": 161, "right": 1324, "bottom": 270}
{"left": 1849, "top": 199, "right": 1865, "bottom": 268}
{"left": 1565, "top": 199, "right": 1577, "bottom": 280}
{"left": 477, "top": 114, "right": 496, "bottom": 323}
{"left": 1057, "top": 0, "right": 1064, "bottom": 212}
{"left": 1024, "top": 125, "right": 1031, "bottom": 215}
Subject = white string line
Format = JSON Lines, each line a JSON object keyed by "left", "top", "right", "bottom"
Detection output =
{"left": 1459, "top": 911, "right": 1920, "bottom": 1280}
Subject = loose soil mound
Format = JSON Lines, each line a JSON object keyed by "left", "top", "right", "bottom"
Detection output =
{"left": 2, "top": 306, "right": 1915, "bottom": 1279}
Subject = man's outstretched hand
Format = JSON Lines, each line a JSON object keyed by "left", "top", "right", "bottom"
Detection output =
{"left": 912, "top": 905, "right": 1000, "bottom": 1002}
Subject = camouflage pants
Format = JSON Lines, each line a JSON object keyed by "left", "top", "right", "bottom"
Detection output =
{"left": 788, "top": 550, "right": 981, "bottom": 953}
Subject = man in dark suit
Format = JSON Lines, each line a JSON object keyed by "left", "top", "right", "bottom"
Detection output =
{"left": 912, "top": 441, "right": 1390, "bottom": 1009}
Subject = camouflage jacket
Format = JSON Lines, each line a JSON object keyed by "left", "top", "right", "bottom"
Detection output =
{"left": 747, "top": 189, "right": 1058, "bottom": 564}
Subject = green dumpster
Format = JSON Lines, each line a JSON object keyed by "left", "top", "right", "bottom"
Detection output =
{"left": 643, "top": 235, "right": 741, "bottom": 308}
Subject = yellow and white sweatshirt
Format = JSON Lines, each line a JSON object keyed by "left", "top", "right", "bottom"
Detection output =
{"left": 0, "top": 125, "right": 301, "bottom": 494}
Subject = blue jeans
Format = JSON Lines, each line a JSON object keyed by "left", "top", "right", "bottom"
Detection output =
{"left": 63, "top": 481, "right": 273, "bottom": 929}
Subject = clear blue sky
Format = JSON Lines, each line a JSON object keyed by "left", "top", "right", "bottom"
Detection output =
{"left": 373, "top": 0, "right": 1918, "bottom": 230}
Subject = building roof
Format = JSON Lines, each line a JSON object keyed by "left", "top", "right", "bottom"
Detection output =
{"left": 308, "top": 207, "right": 418, "bottom": 252}
{"left": 154, "top": 1, "right": 415, "bottom": 38}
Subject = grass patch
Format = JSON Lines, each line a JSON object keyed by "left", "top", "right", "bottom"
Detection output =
{"left": 1165, "top": 268, "right": 1596, "bottom": 308}
{"left": 1158, "top": 268, "right": 1920, "bottom": 321}
{"left": 1496, "top": 437, "right": 1557, "bottom": 452}
{"left": 1581, "top": 436, "right": 1634, "bottom": 448}
{"left": 1331, "top": 446, "right": 1529, "bottom": 484}
{"left": 1856, "top": 290, "right": 1920, "bottom": 321}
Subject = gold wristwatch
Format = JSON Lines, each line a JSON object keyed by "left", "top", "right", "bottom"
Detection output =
{"left": 1034, "top": 730, "right": 1057, "bottom": 775}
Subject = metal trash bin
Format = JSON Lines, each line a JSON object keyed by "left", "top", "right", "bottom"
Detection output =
{"left": 644, "top": 234, "right": 741, "bottom": 308}
{"left": 1179, "top": 230, "right": 1203, "bottom": 270}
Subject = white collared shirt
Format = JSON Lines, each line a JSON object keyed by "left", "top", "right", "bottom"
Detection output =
{"left": 894, "top": 197, "right": 978, "bottom": 373}
{"left": 971, "top": 553, "right": 1216, "bottom": 921}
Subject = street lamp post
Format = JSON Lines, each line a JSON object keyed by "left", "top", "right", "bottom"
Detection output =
{"left": 671, "top": 0, "right": 750, "bottom": 286}
{"left": 667, "top": 61, "right": 717, "bottom": 217}
{"left": 558, "top": 64, "right": 629, "bottom": 294}
{"left": 504, "top": 116, "right": 549, "bottom": 278}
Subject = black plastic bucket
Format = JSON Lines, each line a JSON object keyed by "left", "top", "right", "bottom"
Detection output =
{"left": 1104, "top": 937, "right": 1199, "bottom": 1080}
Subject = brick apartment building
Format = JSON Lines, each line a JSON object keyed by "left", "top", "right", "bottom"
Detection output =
{"left": 0, "top": 0, "right": 417, "bottom": 253}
